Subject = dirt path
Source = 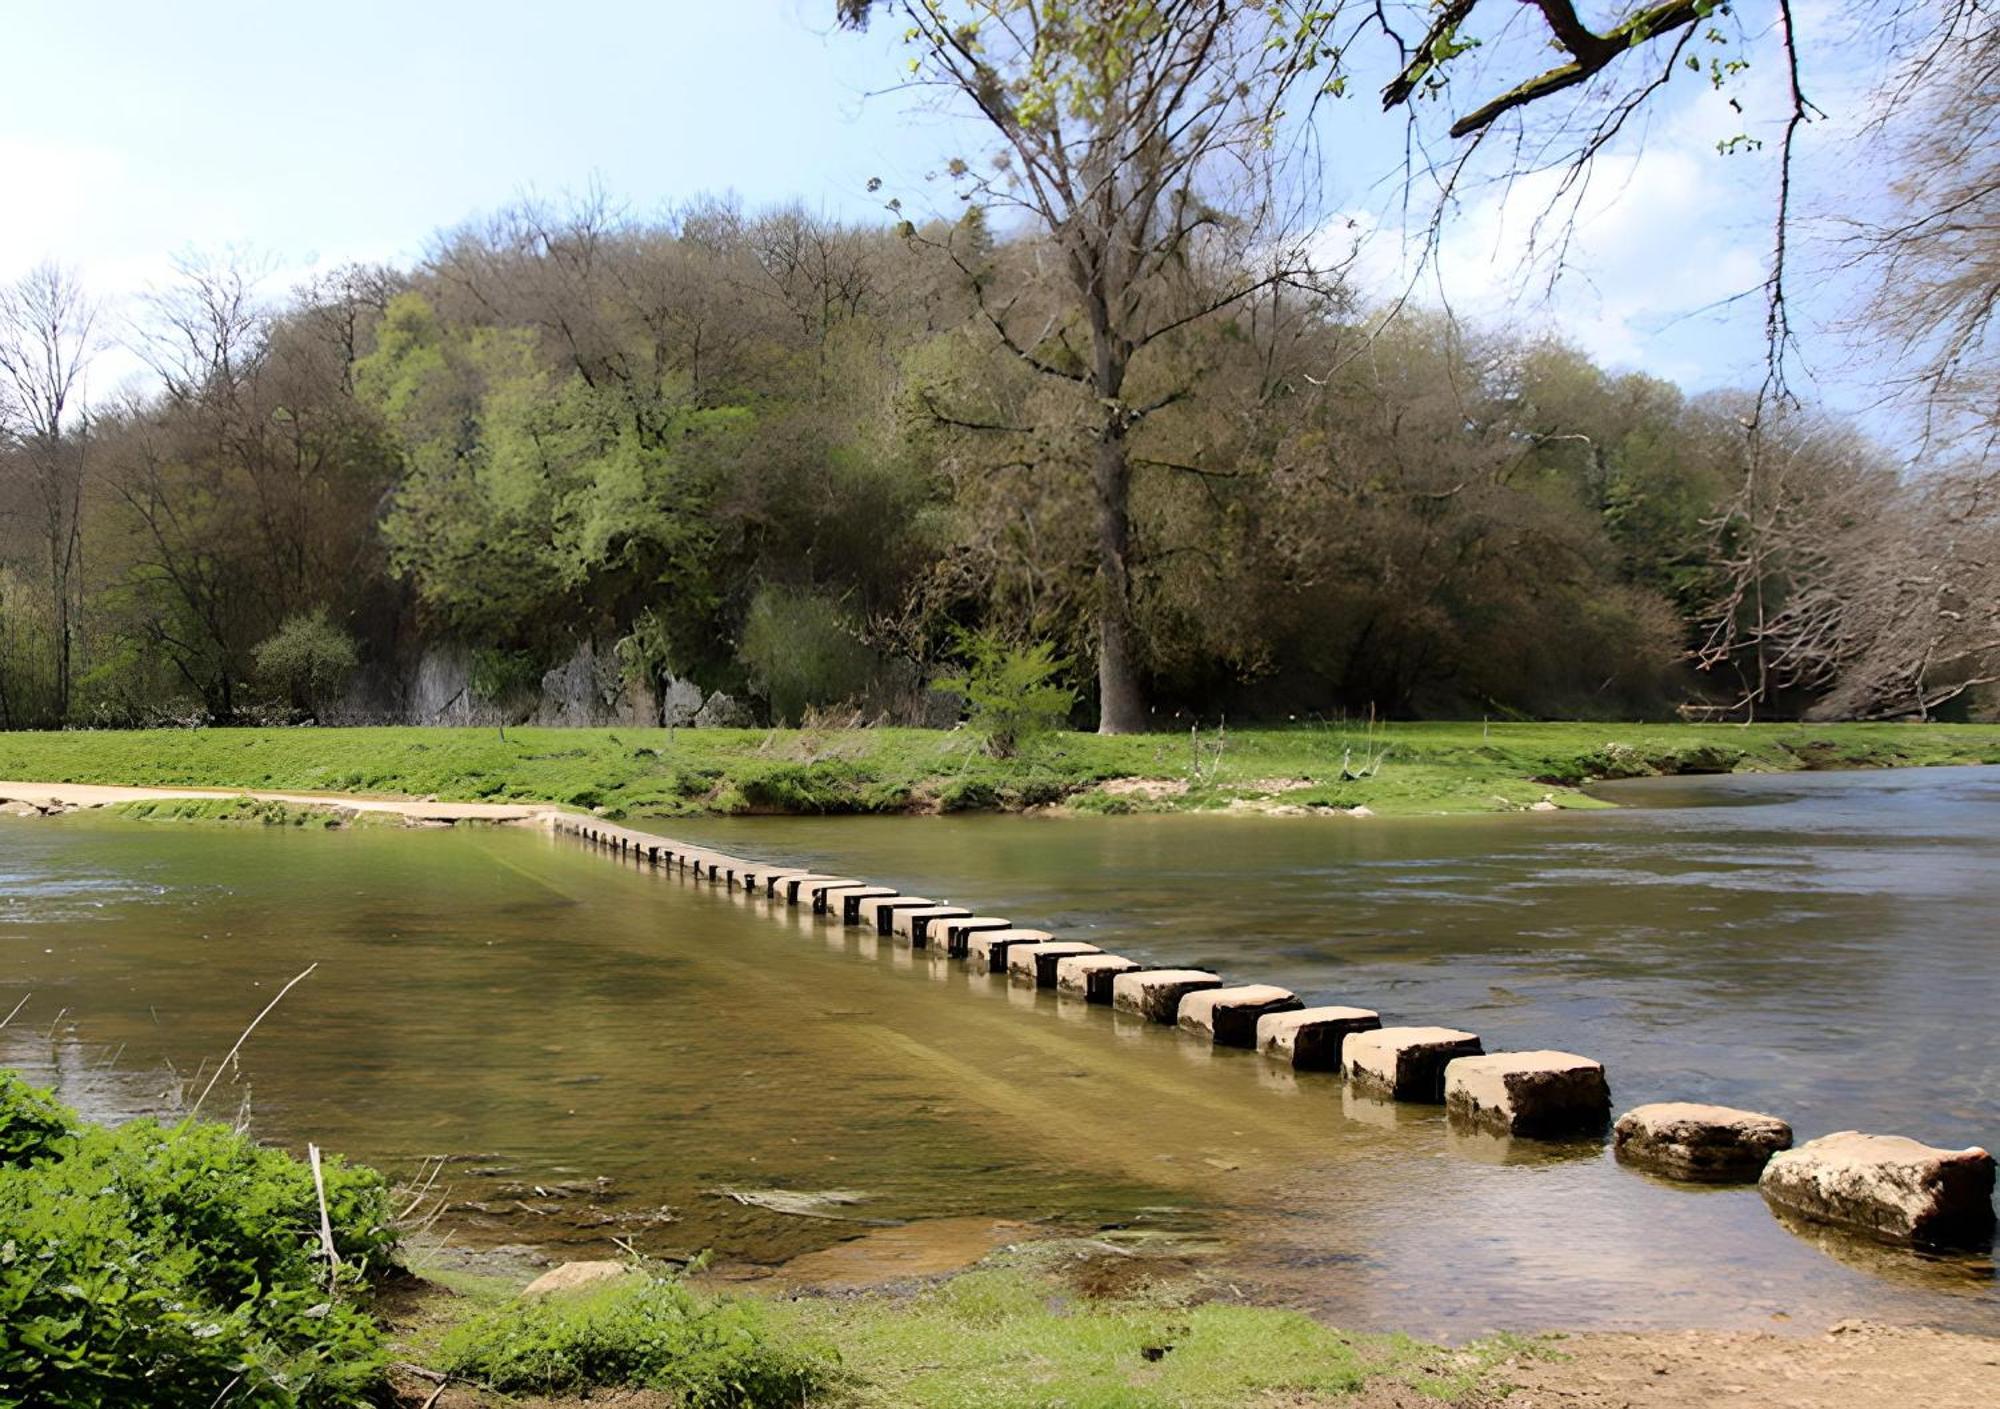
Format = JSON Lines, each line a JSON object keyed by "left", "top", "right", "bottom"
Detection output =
{"left": 1488, "top": 1321, "right": 2000, "bottom": 1408}
{"left": 0, "top": 779, "right": 559, "bottom": 824}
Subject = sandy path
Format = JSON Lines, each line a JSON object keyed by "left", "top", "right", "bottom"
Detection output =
{"left": 1487, "top": 1322, "right": 2000, "bottom": 1408}
{"left": 0, "top": 779, "right": 561, "bottom": 824}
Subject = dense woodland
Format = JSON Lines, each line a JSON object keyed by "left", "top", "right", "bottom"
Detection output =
{"left": 0, "top": 3, "right": 1994, "bottom": 731}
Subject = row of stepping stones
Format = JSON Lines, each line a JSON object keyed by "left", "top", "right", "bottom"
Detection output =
{"left": 563, "top": 817, "right": 1997, "bottom": 1252}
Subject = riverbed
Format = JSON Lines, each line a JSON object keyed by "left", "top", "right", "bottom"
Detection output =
{"left": 2, "top": 766, "right": 1994, "bottom": 1339}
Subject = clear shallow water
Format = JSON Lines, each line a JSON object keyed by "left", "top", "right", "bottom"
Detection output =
{"left": 2, "top": 766, "right": 1995, "bottom": 1339}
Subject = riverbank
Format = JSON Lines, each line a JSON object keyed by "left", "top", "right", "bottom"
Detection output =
{"left": 1, "top": 721, "right": 1998, "bottom": 819}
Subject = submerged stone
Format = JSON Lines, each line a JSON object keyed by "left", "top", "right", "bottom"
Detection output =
{"left": 1055, "top": 954, "right": 1141, "bottom": 1003}
{"left": 1613, "top": 1102, "right": 1793, "bottom": 1181}
{"left": 1342, "top": 1026, "right": 1483, "bottom": 1102}
{"left": 1759, "top": 1132, "right": 1997, "bottom": 1247}
{"left": 1443, "top": 1050, "right": 1610, "bottom": 1137}
{"left": 1176, "top": 985, "right": 1302, "bottom": 1048}
{"left": 1111, "top": 969, "right": 1223, "bottom": 1023}
{"left": 1256, "top": 1006, "right": 1382, "bottom": 1070}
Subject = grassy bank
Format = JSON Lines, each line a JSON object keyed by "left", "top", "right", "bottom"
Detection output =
{"left": 2, "top": 720, "right": 1998, "bottom": 818}
{"left": 392, "top": 1253, "right": 1525, "bottom": 1408}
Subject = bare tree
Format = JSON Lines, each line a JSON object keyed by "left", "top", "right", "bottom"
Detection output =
{"left": 0, "top": 262, "right": 98, "bottom": 719}
{"left": 840, "top": 0, "right": 1342, "bottom": 732}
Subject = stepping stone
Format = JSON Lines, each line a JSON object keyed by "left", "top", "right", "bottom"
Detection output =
{"left": 833, "top": 886, "right": 900, "bottom": 923}
{"left": 963, "top": 928, "right": 1053, "bottom": 973}
{"left": 1613, "top": 1103, "right": 1793, "bottom": 1182}
{"left": 1443, "top": 1051, "right": 1610, "bottom": 1137}
{"left": 1055, "top": 954, "right": 1141, "bottom": 1004}
{"left": 857, "top": 895, "right": 932, "bottom": 933}
{"left": 748, "top": 867, "right": 811, "bottom": 894}
{"left": 890, "top": 905, "right": 970, "bottom": 943}
{"left": 1006, "top": 941, "right": 1101, "bottom": 987}
{"left": 798, "top": 878, "right": 863, "bottom": 911}
{"left": 940, "top": 917, "right": 1015, "bottom": 958}
{"left": 1112, "top": 969, "right": 1223, "bottom": 1023}
{"left": 782, "top": 874, "right": 845, "bottom": 903}
{"left": 1257, "top": 1006, "right": 1381, "bottom": 1070}
{"left": 1342, "top": 1026, "right": 1483, "bottom": 1102}
{"left": 1178, "top": 985, "right": 1303, "bottom": 1048}
{"left": 1760, "top": 1132, "right": 1997, "bottom": 1247}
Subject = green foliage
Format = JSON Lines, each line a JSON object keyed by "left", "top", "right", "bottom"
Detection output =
{"left": 737, "top": 584, "right": 878, "bottom": 724}
{"left": 0, "top": 1071, "right": 75, "bottom": 1167}
{"left": 356, "top": 293, "right": 739, "bottom": 646}
{"left": 0, "top": 1075, "right": 396, "bottom": 1408}
{"left": 437, "top": 1269, "right": 838, "bottom": 1405}
{"left": 469, "top": 646, "right": 543, "bottom": 705}
{"left": 935, "top": 630, "right": 1077, "bottom": 758}
{"left": 253, "top": 610, "right": 359, "bottom": 718}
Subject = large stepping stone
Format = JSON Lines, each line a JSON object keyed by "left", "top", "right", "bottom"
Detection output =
{"left": 1613, "top": 1103, "right": 1793, "bottom": 1181}
{"left": 832, "top": 886, "right": 900, "bottom": 922}
{"left": 779, "top": 873, "right": 844, "bottom": 903}
{"left": 936, "top": 916, "right": 1013, "bottom": 956}
{"left": 1342, "top": 1026, "right": 1483, "bottom": 1102}
{"left": 1177, "top": 985, "right": 1302, "bottom": 1048}
{"left": 1006, "top": 940, "right": 1101, "bottom": 987}
{"left": 1257, "top": 1006, "right": 1381, "bottom": 1070}
{"left": 857, "top": 895, "right": 933, "bottom": 933}
{"left": 798, "top": 878, "right": 863, "bottom": 911}
{"left": 1443, "top": 1051, "right": 1610, "bottom": 1137}
{"left": 1760, "top": 1132, "right": 1996, "bottom": 1247}
{"left": 1055, "top": 954, "right": 1140, "bottom": 1003}
{"left": 962, "top": 928, "right": 1051, "bottom": 972}
{"left": 890, "top": 906, "right": 970, "bottom": 943}
{"left": 1112, "top": 969, "right": 1223, "bottom": 1023}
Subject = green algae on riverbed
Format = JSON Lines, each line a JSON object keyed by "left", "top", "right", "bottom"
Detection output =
{"left": 2, "top": 720, "right": 1998, "bottom": 818}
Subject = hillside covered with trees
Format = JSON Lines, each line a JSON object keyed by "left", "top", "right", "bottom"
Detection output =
{"left": 1, "top": 2, "right": 1994, "bottom": 733}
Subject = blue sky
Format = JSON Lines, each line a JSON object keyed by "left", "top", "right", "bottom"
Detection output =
{"left": 1, "top": 0, "right": 1889, "bottom": 425}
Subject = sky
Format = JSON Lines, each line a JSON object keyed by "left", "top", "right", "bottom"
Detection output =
{"left": 0, "top": 0, "right": 1899, "bottom": 427}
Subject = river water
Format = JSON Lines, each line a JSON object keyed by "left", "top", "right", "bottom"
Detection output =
{"left": 2, "top": 766, "right": 1994, "bottom": 1339}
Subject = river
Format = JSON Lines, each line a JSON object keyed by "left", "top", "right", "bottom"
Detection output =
{"left": 2, "top": 765, "right": 1994, "bottom": 1339}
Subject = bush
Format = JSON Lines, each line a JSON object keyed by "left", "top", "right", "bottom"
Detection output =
{"left": 253, "top": 610, "right": 360, "bottom": 720}
{"left": 438, "top": 1270, "right": 838, "bottom": 1406}
{"left": 738, "top": 585, "right": 877, "bottom": 724}
{"left": 0, "top": 1070, "right": 75, "bottom": 1166}
{"left": 935, "top": 630, "right": 1077, "bottom": 759}
{"left": 0, "top": 1074, "right": 396, "bottom": 1408}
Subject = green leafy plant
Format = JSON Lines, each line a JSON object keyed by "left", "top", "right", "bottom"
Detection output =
{"left": 253, "top": 610, "right": 359, "bottom": 720}
{"left": 935, "top": 630, "right": 1077, "bottom": 759}
{"left": 0, "top": 1070, "right": 75, "bottom": 1167}
{"left": 0, "top": 1073, "right": 397, "bottom": 1408}
{"left": 438, "top": 1269, "right": 838, "bottom": 1406}
{"left": 738, "top": 584, "right": 877, "bottom": 724}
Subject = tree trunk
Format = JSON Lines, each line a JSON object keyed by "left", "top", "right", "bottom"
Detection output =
{"left": 1094, "top": 423, "right": 1148, "bottom": 734}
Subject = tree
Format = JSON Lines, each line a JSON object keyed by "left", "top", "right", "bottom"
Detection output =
{"left": 0, "top": 263, "right": 98, "bottom": 720}
{"left": 839, "top": 1, "right": 1343, "bottom": 732}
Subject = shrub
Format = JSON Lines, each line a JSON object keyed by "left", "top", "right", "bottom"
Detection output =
{"left": 253, "top": 611, "right": 360, "bottom": 720}
{"left": 0, "top": 1070, "right": 75, "bottom": 1166}
{"left": 935, "top": 630, "right": 1077, "bottom": 758}
{"left": 0, "top": 1074, "right": 396, "bottom": 1408}
{"left": 438, "top": 1270, "right": 838, "bottom": 1406}
{"left": 738, "top": 585, "right": 877, "bottom": 724}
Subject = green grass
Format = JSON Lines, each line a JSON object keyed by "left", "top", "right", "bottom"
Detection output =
{"left": 102, "top": 795, "right": 394, "bottom": 827}
{"left": 385, "top": 1260, "right": 1530, "bottom": 1407}
{"left": 0, "top": 720, "right": 1996, "bottom": 818}
{"left": 766, "top": 1265, "right": 1524, "bottom": 1407}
